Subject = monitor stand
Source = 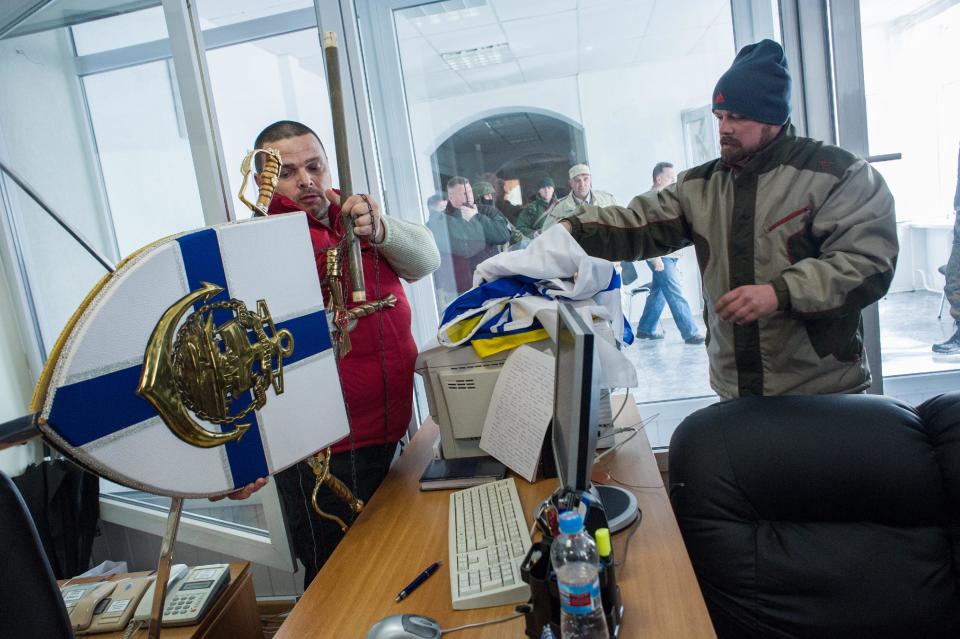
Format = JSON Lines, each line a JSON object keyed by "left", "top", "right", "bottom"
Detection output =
{"left": 595, "top": 485, "right": 639, "bottom": 534}
{"left": 554, "top": 485, "right": 640, "bottom": 535}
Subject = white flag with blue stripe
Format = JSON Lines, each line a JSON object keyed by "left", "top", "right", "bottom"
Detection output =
{"left": 35, "top": 213, "right": 349, "bottom": 498}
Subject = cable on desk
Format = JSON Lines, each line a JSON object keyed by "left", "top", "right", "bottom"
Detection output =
{"left": 440, "top": 605, "right": 532, "bottom": 635}
{"left": 613, "top": 508, "right": 643, "bottom": 571}
{"left": 609, "top": 390, "right": 631, "bottom": 424}
{"left": 594, "top": 412, "right": 658, "bottom": 464}
{"left": 121, "top": 619, "right": 143, "bottom": 639}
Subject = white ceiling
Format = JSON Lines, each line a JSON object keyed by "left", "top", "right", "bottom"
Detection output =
{"left": 396, "top": 0, "right": 731, "bottom": 102}
{"left": 859, "top": 0, "right": 954, "bottom": 26}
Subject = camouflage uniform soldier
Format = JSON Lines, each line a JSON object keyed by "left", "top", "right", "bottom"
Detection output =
{"left": 515, "top": 176, "right": 557, "bottom": 238}
{"left": 933, "top": 142, "right": 960, "bottom": 354}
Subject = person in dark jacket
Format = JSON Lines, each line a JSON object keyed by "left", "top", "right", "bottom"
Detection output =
{"left": 934, "top": 141, "right": 960, "bottom": 354}
{"left": 427, "top": 176, "right": 511, "bottom": 307}
{"left": 559, "top": 40, "right": 897, "bottom": 397}
{"left": 515, "top": 176, "right": 557, "bottom": 238}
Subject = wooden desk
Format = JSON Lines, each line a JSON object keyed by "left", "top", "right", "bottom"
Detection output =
{"left": 59, "top": 562, "right": 262, "bottom": 639}
{"left": 276, "top": 399, "right": 715, "bottom": 638}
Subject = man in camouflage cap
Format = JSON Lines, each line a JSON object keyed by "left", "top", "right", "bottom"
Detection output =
{"left": 515, "top": 175, "right": 558, "bottom": 238}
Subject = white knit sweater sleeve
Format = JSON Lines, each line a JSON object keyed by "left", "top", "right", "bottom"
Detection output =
{"left": 374, "top": 215, "right": 441, "bottom": 282}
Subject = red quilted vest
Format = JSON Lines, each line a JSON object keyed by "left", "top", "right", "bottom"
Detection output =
{"left": 267, "top": 194, "right": 416, "bottom": 452}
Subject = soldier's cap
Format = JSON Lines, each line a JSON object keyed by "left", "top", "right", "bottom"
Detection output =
{"left": 568, "top": 164, "right": 590, "bottom": 180}
{"left": 537, "top": 176, "right": 555, "bottom": 189}
{"left": 472, "top": 181, "right": 495, "bottom": 197}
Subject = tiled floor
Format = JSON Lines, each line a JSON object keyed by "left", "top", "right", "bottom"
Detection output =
{"left": 879, "top": 290, "right": 960, "bottom": 377}
{"left": 623, "top": 289, "right": 960, "bottom": 404}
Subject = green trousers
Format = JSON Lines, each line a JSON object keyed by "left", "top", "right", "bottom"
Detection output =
{"left": 946, "top": 214, "right": 960, "bottom": 321}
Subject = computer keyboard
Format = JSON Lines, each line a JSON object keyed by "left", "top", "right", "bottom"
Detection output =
{"left": 448, "top": 477, "right": 533, "bottom": 610}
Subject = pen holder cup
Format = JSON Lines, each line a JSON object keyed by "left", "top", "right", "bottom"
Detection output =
{"left": 520, "top": 538, "right": 623, "bottom": 638}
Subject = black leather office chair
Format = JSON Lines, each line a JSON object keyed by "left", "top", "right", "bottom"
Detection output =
{"left": 0, "top": 469, "right": 74, "bottom": 639}
{"left": 670, "top": 392, "right": 960, "bottom": 639}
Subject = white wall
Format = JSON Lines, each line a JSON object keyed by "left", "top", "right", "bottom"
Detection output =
{"left": 860, "top": 6, "right": 960, "bottom": 295}
{"left": 0, "top": 28, "right": 115, "bottom": 356}
{"left": 0, "top": 255, "right": 37, "bottom": 477}
{"left": 862, "top": 6, "right": 960, "bottom": 223}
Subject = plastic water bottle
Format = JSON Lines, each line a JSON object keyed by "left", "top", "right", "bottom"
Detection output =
{"left": 551, "top": 511, "right": 609, "bottom": 638}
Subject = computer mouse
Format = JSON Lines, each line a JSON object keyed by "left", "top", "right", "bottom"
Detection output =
{"left": 365, "top": 614, "right": 442, "bottom": 639}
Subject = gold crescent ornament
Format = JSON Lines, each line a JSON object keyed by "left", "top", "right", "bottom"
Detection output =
{"left": 137, "top": 282, "right": 294, "bottom": 448}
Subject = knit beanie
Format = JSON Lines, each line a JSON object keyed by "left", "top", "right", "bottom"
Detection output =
{"left": 472, "top": 181, "right": 495, "bottom": 197}
{"left": 537, "top": 176, "right": 555, "bottom": 189}
{"left": 712, "top": 39, "right": 791, "bottom": 125}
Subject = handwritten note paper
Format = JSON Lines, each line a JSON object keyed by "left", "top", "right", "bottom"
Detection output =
{"left": 480, "top": 345, "right": 555, "bottom": 482}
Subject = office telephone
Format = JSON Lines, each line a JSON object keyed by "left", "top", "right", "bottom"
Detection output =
{"left": 62, "top": 581, "right": 116, "bottom": 633}
{"left": 154, "top": 564, "right": 230, "bottom": 627}
{"left": 131, "top": 563, "right": 189, "bottom": 623}
{"left": 83, "top": 576, "right": 153, "bottom": 634}
{"left": 62, "top": 576, "right": 153, "bottom": 634}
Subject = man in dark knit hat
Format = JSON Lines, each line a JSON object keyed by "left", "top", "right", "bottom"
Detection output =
{"left": 515, "top": 175, "right": 558, "bottom": 238}
{"left": 559, "top": 39, "right": 898, "bottom": 397}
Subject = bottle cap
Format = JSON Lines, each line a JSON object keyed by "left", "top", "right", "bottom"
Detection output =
{"left": 595, "top": 528, "right": 611, "bottom": 558}
{"left": 558, "top": 511, "right": 583, "bottom": 535}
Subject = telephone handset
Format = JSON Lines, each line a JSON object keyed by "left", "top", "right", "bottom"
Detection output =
{"left": 160, "top": 564, "right": 230, "bottom": 627}
{"left": 132, "top": 563, "right": 189, "bottom": 622}
{"left": 82, "top": 576, "right": 153, "bottom": 634}
{"left": 62, "top": 581, "right": 117, "bottom": 632}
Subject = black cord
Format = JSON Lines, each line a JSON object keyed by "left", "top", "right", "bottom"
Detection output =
{"left": 614, "top": 508, "right": 643, "bottom": 569}
{"left": 440, "top": 605, "right": 532, "bottom": 635}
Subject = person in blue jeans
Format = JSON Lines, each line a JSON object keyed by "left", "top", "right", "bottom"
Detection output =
{"left": 634, "top": 162, "right": 705, "bottom": 345}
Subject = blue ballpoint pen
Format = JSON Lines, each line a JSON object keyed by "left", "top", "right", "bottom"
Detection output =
{"left": 395, "top": 561, "right": 442, "bottom": 602}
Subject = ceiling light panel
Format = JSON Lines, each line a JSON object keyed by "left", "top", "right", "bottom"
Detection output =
{"left": 442, "top": 42, "right": 514, "bottom": 70}
{"left": 428, "top": 22, "right": 506, "bottom": 53}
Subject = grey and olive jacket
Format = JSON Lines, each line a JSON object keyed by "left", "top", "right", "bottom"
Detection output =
{"left": 543, "top": 189, "right": 617, "bottom": 231}
{"left": 564, "top": 125, "right": 898, "bottom": 398}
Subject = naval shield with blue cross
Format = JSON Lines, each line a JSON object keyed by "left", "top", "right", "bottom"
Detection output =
{"left": 34, "top": 213, "right": 349, "bottom": 498}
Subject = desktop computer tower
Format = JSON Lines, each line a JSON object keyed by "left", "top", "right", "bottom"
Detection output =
{"left": 416, "top": 337, "right": 616, "bottom": 460}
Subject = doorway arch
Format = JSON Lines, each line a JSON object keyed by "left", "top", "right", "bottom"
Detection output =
{"left": 430, "top": 108, "right": 586, "bottom": 207}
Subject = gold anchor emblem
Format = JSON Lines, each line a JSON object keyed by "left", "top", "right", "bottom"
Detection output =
{"left": 138, "top": 282, "right": 294, "bottom": 448}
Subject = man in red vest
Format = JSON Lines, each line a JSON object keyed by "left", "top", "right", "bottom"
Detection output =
{"left": 232, "top": 120, "right": 439, "bottom": 587}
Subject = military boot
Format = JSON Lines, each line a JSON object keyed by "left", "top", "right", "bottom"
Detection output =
{"left": 933, "top": 321, "right": 960, "bottom": 354}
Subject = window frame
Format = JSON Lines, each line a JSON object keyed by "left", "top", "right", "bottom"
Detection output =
{"left": 0, "top": 1, "right": 370, "bottom": 572}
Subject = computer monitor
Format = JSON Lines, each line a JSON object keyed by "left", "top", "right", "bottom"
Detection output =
{"left": 552, "top": 300, "right": 639, "bottom": 533}
{"left": 552, "top": 302, "right": 600, "bottom": 493}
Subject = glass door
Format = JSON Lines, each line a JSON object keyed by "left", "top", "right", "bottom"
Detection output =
{"left": 357, "top": 0, "right": 780, "bottom": 446}
{"left": 0, "top": 1, "right": 335, "bottom": 574}
{"left": 858, "top": 1, "right": 960, "bottom": 380}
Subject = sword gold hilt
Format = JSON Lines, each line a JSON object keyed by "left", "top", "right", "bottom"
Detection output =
{"left": 348, "top": 294, "right": 397, "bottom": 320}
{"left": 239, "top": 148, "right": 282, "bottom": 215}
{"left": 326, "top": 248, "right": 352, "bottom": 356}
{"left": 306, "top": 448, "right": 364, "bottom": 532}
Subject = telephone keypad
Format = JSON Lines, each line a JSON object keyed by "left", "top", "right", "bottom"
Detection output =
{"left": 165, "top": 594, "right": 201, "bottom": 617}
